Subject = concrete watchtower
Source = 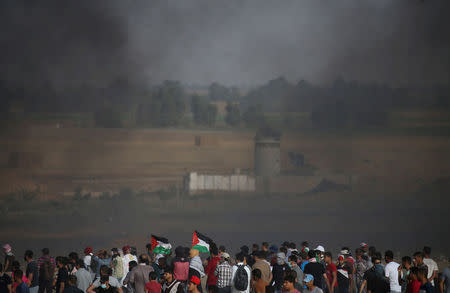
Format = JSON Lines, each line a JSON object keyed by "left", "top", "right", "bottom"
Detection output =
{"left": 254, "top": 137, "right": 281, "bottom": 176}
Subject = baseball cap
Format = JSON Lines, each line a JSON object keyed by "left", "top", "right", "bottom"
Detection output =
{"left": 84, "top": 247, "right": 93, "bottom": 254}
{"left": 315, "top": 245, "right": 325, "bottom": 252}
{"left": 190, "top": 276, "right": 201, "bottom": 286}
{"left": 122, "top": 245, "right": 131, "bottom": 252}
{"left": 269, "top": 245, "right": 278, "bottom": 253}
{"left": 221, "top": 253, "right": 230, "bottom": 260}
{"left": 340, "top": 249, "right": 349, "bottom": 255}
{"left": 304, "top": 274, "right": 314, "bottom": 283}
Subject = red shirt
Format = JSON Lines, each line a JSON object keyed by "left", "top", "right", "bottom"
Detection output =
{"left": 205, "top": 256, "right": 221, "bottom": 286}
{"left": 326, "top": 263, "right": 338, "bottom": 287}
{"left": 145, "top": 281, "right": 162, "bottom": 293}
{"left": 407, "top": 280, "right": 421, "bottom": 293}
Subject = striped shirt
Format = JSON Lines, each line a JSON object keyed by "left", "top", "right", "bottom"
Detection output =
{"left": 37, "top": 256, "right": 56, "bottom": 270}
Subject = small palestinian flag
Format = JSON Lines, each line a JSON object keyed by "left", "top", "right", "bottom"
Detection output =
{"left": 192, "top": 230, "right": 213, "bottom": 253}
{"left": 151, "top": 235, "right": 172, "bottom": 255}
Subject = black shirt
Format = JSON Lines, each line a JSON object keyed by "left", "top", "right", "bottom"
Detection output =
{"left": 0, "top": 274, "right": 12, "bottom": 293}
{"left": 337, "top": 263, "right": 352, "bottom": 289}
{"left": 26, "top": 261, "right": 39, "bottom": 287}
{"left": 94, "top": 286, "right": 119, "bottom": 293}
{"left": 272, "top": 263, "right": 290, "bottom": 289}
{"left": 56, "top": 267, "right": 69, "bottom": 293}
{"left": 63, "top": 286, "right": 84, "bottom": 293}
{"left": 363, "top": 267, "right": 389, "bottom": 293}
{"left": 304, "top": 262, "right": 326, "bottom": 289}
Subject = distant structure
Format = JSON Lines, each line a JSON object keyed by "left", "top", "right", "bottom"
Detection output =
{"left": 254, "top": 137, "right": 280, "bottom": 176}
{"left": 184, "top": 172, "right": 255, "bottom": 194}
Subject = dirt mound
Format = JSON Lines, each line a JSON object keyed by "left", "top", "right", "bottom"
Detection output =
{"left": 305, "top": 178, "right": 350, "bottom": 195}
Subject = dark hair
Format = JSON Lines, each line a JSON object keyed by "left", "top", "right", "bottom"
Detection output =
{"left": 285, "top": 270, "right": 297, "bottom": 279}
{"left": 374, "top": 251, "right": 382, "bottom": 260}
{"left": 413, "top": 251, "right": 424, "bottom": 258}
{"left": 280, "top": 247, "right": 288, "bottom": 254}
{"left": 236, "top": 253, "right": 245, "bottom": 262}
{"left": 301, "top": 241, "right": 309, "bottom": 247}
{"left": 76, "top": 259, "right": 85, "bottom": 268}
{"left": 252, "top": 269, "right": 262, "bottom": 280}
{"left": 252, "top": 243, "right": 259, "bottom": 250}
{"left": 262, "top": 242, "right": 269, "bottom": 249}
{"left": 24, "top": 250, "right": 33, "bottom": 259}
{"left": 288, "top": 255, "right": 297, "bottom": 262}
{"left": 423, "top": 246, "right": 431, "bottom": 255}
{"left": 42, "top": 248, "right": 50, "bottom": 255}
{"left": 68, "top": 252, "right": 79, "bottom": 261}
{"left": 100, "top": 275, "right": 109, "bottom": 283}
{"left": 219, "top": 245, "right": 226, "bottom": 252}
{"left": 55, "top": 256, "right": 65, "bottom": 265}
{"left": 418, "top": 266, "right": 428, "bottom": 277}
{"left": 158, "top": 257, "right": 166, "bottom": 266}
{"left": 14, "top": 269, "right": 23, "bottom": 279}
{"left": 308, "top": 250, "right": 316, "bottom": 259}
{"left": 149, "top": 271, "right": 158, "bottom": 280}
{"left": 12, "top": 261, "right": 21, "bottom": 271}
{"left": 355, "top": 248, "right": 363, "bottom": 255}
{"left": 210, "top": 243, "right": 219, "bottom": 256}
{"left": 371, "top": 253, "right": 381, "bottom": 263}
{"left": 100, "top": 265, "right": 111, "bottom": 275}
{"left": 324, "top": 251, "right": 332, "bottom": 258}
{"left": 139, "top": 254, "right": 149, "bottom": 265}
{"left": 288, "top": 242, "right": 296, "bottom": 249}
{"left": 385, "top": 250, "right": 394, "bottom": 260}
{"left": 368, "top": 246, "right": 376, "bottom": 255}
{"left": 164, "top": 266, "right": 174, "bottom": 274}
{"left": 401, "top": 256, "right": 412, "bottom": 264}
{"left": 284, "top": 274, "right": 296, "bottom": 284}
{"left": 129, "top": 261, "right": 138, "bottom": 270}
{"left": 68, "top": 275, "right": 77, "bottom": 285}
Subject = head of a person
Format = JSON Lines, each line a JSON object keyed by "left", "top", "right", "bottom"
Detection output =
{"left": 100, "top": 265, "right": 112, "bottom": 277}
{"left": 384, "top": 250, "right": 394, "bottom": 263}
{"left": 158, "top": 257, "right": 166, "bottom": 268}
{"left": 252, "top": 268, "right": 262, "bottom": 281}
{"left": 240, "top": 245, "right": 249, "bottom": 255}
{"left": 279, "top": 246, "right": 288, "bottom": 255}
{"left": 13, "top": 270, "right": 23, "bottom": 283}
{"left": 56, "top": 256, "right": 65, "bottom": 268}
{"left": 252, "top": 243, "right": 259, "bottom": 252}
{"left": 12, "top": 261, "right": 21, "bottom": 271}
{"left": 371, "top": 253, "right": 381, "bottom": 265}
{"left": 188, "top": 276, "right": 201, "bottom": 292}
{"left": 2, "top": 244, "right": 12, "bottom": 254}
{"left": 75, "top": 259, "right": 85, "bottom": 269}
{"left": 413, "top": 252, "right": 424, "bottom": 265}
{"left": 68, "top": 275, "right": 77, "bottom": 287}
{"left": 100, "top": 275, "right": 110, "bottom": 289}
{"left": 324, "top": 251, "right": 332, "bottom": 264}
{"left": 219, "top": 245, "right": 226, "bottom": 254}
{"left": 111, "top": 248, "right": 119, "bottom": 256}
{"left": 269, "top": 245, "right": 278, "bottom": 254}
{"left": 236, "top": 253, "right": 246, "bottom": 265}
{"left": 282, "top": 242, "right": 289, "bottom": 249}
{"left": 175, "top": 246, "right": 185, "bottom": 258}
{"left": 261, "top": 242, "right": 269, "bottom": 252}
{"left": 189, "top": 249, "right": 199, "bottom": 258}
{"left": 68, "top": 252, "right": 78, "bottom": 264}
{"left": 368, "top": 246, "right": 376, "bottom": 257}
{"left": 401, "top": 256, "right": 412, "bottom": 269}
{"left": 210, "top": 244, "right": 219, "bottom": 257}
{"left": 301, "top": 241, "right": 309, "bottom": 248}
{"left": 254, "top": 250, "right": 265, "bottom": 261}
{"left": 303, "top": 274, "right": 315, "bottom": 289}
{"left": 288, "top": 255, "right": 298, "bottom": 267}
{"left": 308, "top": 250, "right": 316, "bottom": 260}
{"left": 276, "top": 252, "right": 286, "bottom": 265}
{"left": 355, "top": 248, "right": 363, "bottom": 259}
{"left": 149, "top": 271, "right": 158, "bottom": 281}
{"left": 288, "top": 243, "right": 296, "bottom": 250}
{"left": 42, "top": 248, "right": 50, "bottom": 256}
{"left": 283, "top": 275, "right": 296, "bottom": 291}
{"left": 122, "top": 245, "right": 131, "bottom": 255}
{"left": 84, "top": 247, "right": 93, "bottom": 256}
{"left": 24, "top": 250, "right": 33, "bottom": 262}
{"left": 423, "top": 246, "right": 431, "bottom": 257}
{"left": 139, "top": 254, "right": 149, "bottom": 265}
{"left": 338, "top": 255, "right": 345, "bottom": 265}
{"left": 360, "top": 242, "right": 369, "bottom": 253}
{"left": 417, "top": 266, "right": 428, "bottom": 283}
{"left": 163, "top": 266, "right": 174, "bottom": 283}
{"left": 221, "top": 253, "right": 230, "bottom": 263}
{"left": 128, "top": 261, "right": 138, "bottom": 271}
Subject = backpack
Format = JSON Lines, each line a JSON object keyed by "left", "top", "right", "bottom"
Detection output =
{"left": 233, "top": 265, "right": 248, "bottom": 291}
{"left": 40, "top": 259, "right": 55, "bottom": 281}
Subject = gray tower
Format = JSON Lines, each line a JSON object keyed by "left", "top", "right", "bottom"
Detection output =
{"left": 254, "top": 137, "right": 281, "bottom": 176}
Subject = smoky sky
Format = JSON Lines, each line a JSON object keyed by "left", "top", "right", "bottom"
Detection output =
{"left": 1, "top": 0, "right": 449, "bottom": 89}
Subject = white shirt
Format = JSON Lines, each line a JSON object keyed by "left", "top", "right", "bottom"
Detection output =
{"left": 231, "top": 263, "right": 251, "bottom": 293}
{"left": 84, "top": 254, "right": 92, "bottom": 267}
{"left": 385, "top": 261, "right": 401, "bottom": 292}
{"left": 423, "top": 258, "right": 438, "bottom": 286}
{"left": 122, "top": 254, "right": 138, "bottom": 278}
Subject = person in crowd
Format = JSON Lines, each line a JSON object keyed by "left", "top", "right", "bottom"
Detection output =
{"left": 163, "top": 267, "right": 184, "bottom": 293}
{"left": 74, "top": 259, "right": 93, "bottom": 293}
{"left": 288, "top": 255, "right": 303, "bottom": 291}
{"left": 355, "top": 249, "right": 370, "bottom": 293}
{"left": 37, "top": 248, "right": 55, "bottom": 293}
{"left": 252, "top": 269, "right": 265, "bottom": 293}
{"left": 55, "top": 257, "right": 69, "bottom": 293}
{"left": 219, "top": 247, "right": 227, "bottom": 257}
{"left": 407, "top": 267, "right": 421, "bottom": 293}
{"left": 412, "top": 253, "right": 427, "bottom": 272}
{"left": 24, "top": 251, "right": 38, "bottom": 293}
{"left": 440, "top": 267, "right": 450, "bottom": 293}
{"left": 384, "top": 251, "right": 401, "bottom": 293}
{"left": 189, "top": 249, "right": 205, "bottom": 289}
{"left": 122, "top": 247, "right": 138, "bottom": 281}
{"left": 231, "top": 253, "right": 251, "bottom": 293}
{"left": 252, "top": 251, "right": 272, "bottom": 293}
{"left": 301, "top": 243, "right": 310, "bottom": 255}
{"left": 84, "top": 248, "right": 93, "bottom": 273}
{"left": 336, "top": 255, "right": 352, "bottom": 293}
{"left": 63, "top": 275, "right": 83, "bottom": 293}
{"left": 92, "top": 251, "right": 112, "bottom": 278}
{"left": 287, "top": 243, "right": 298, "bottom": 260}
{"left": 172, "top": 247, "right": 189, "bottom": 284}
{"left": 417, "top": 267, "right": 434, "bottom": 293}
{"left": 261, "top": 243, "right": 269, "bottom": 260}
{"left": 144, "top": 272, "right": 161, "bottom": 293}
{"left": 215, "top": 253, "right": 232, "bottom": 293}
{"left": 359, "top": 245, "right": 369, "bottom": 262}
{"left": 13, "top": 270, "right": 29, "bottom": 293}
{"left": 283, "top": 275, "right": 301, "bottom": 293}
{"left": 123, "top": 261, "right": 137, "bottom": 293}
{"left": 0, "top": 264, "right": 12, "bottom": 293}
{"left": 188, "top": 276, "right": 201, "bottom": 293}
{"left": 90, "top": 275, "right": 118, "bottom": 293}
{"left": 360, "top": 253, "right": 389, "bottom": 293}
{"left": 129, "top": 255, "right": 153, "bottom": 293}
{"left": 304, "top": 251, "right": 329, "bottom": 291}
{"left": 11, "top": 261, "right": 30, "bottom": 293}
{"left": 205, "top": 244, "right": 221, "bottom": 293}
{"left": 111, "top": 249, "right": 124, "bottom": 284}
{"left": 422, "top": 247, "right": 438, "bottom": 287}
{"left": 68, "top": 253, "right": 79, "bottom": 275}
{"left": 3, "top": 245, "right": 15, "bottom": 275}
{"left": 398, "top": 256, "right": 412, "bottom": 293}
{"left": 272, "top": 252, "right": 290, "bottom": 293}
{"left": 324, "top": 252, "right": 337, "bottom": 293}
{"left": 303, "top": 274, "right": 323, "bottom": 293}
{"left": 88, "top": 265, "right": 122, "bottom": 293}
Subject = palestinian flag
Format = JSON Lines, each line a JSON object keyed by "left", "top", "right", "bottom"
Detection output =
{"left": 151, "top": 235, "right": 172, "bottom": 255}
{"left": 192, "top": 230, "right": 213, "bottom": 253}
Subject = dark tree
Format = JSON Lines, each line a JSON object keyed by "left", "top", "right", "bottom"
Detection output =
{"left": 225, "top": 102, "right": 241, "bottom": 126}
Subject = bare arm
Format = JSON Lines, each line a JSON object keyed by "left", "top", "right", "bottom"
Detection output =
{"left": 28, "top": 273, "right": 34, "bottom": 285}
{"left": 439, "top": 278, "right": 445, "bottom": 293}
{"left": 429, "top": 270, "right": 438, "bottom": 283}
{"left": 87, "top": 285, "right": 96, "bottom": 293}
{"left": 323, "top": 273, "right": 331, "bottom": 293}
{"left": 117, "top": 286, "right": 123, "bottom": 293}
{"left": 359, "top": 280, "right": 367, "bottom": 293}
{"left": 331, "top": 271, "right": 337, "bottom": 293}
{"left": 59, "top": 282, "right": 65, "bottom": 293}
{"left": 7, "top": 284, "right": 12, "bottom": 293}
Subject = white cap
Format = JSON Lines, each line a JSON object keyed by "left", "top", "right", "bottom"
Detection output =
{"left": 221, "top": 253, "right": 230, "bottom": 259}
{"left": 315, "top": 245, "right": 325, "bottom": 252}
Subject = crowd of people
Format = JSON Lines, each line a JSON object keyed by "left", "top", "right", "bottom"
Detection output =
{"left": 1, "top": 242, "right": 449, "bottom": 293}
